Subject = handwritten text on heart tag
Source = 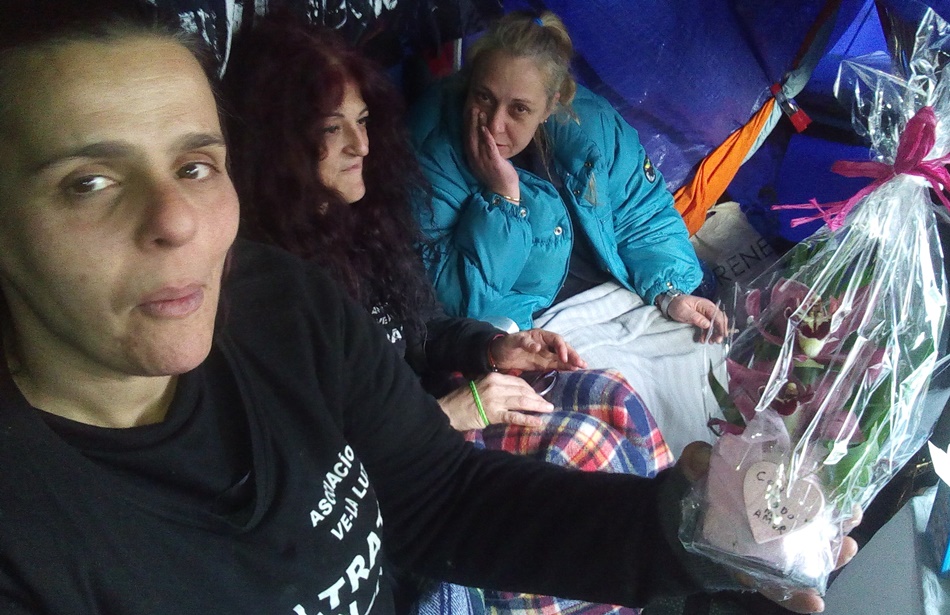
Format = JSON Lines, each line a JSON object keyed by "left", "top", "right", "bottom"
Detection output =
{"left": 743, "top": 461, "right": 825, "bottom": 544}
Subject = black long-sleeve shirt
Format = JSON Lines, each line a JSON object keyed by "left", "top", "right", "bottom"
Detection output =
{"left": 0, "top": 240, "right": 731, "bottom": 614}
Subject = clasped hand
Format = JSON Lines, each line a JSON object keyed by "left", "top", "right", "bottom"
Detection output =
{"left": 438, "top": 329, "right": 586, "bottom": 431}
{"left": 490, "top": 329, "right": 586, "bottom": 372}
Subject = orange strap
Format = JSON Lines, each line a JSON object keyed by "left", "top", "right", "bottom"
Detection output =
{"left": 674, "top": 98, "right": 777, "bottom": 235}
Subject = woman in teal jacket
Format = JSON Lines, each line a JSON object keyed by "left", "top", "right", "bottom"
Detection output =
{"left": 410, "top": 10, "right": 727, "bottom": 339}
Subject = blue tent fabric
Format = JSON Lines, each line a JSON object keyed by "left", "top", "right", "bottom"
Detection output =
{"left": 502, "top": 0, "right": 868, "bottom": 193}
{"left": 740, "top": 0, "right": 950, "bottom": 244}
{"left": 772, "top": 134, "right": 875, "bottom": 242}
{"left": 499, "top": 1, "right": 950, "bottom": 246}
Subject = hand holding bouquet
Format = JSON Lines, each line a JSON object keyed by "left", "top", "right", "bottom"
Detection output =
{"left": 680, "top": 8, "right": 950, "bottom": 594}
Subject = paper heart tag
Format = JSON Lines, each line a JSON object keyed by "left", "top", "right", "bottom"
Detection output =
{"left": 743, "top": 461, "right": 825, "bottom": 544}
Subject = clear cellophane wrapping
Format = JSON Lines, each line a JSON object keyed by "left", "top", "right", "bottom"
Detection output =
{"left": 680, "top": 8, "right": 950, "bottom": 594}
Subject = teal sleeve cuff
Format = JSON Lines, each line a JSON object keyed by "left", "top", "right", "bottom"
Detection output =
{"left": 482, "top": 190, "right": 529, "bottom": 219}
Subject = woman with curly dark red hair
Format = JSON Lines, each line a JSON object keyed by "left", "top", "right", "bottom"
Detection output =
{"left": 222, "top": 12, "right": 587, "bottom": 431}
{"left": 221, "top": 20, "right": 688, "bottom": 614}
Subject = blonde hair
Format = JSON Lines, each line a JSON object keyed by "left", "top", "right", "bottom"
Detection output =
{"left": 465, "top": 10, "right": 576, "bottom": 112}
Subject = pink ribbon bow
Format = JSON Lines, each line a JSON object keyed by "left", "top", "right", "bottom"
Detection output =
{"left": 773, "top": 106, "right": 950, "bottom": 231}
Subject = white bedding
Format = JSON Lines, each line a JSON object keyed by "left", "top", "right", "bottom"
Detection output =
{"left": 534, "top": 281, "right": 725, "bottom": 458}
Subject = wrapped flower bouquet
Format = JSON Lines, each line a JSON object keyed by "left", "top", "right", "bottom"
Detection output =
{"left": 680, "top": 9, "right": 950, "bottom": 594}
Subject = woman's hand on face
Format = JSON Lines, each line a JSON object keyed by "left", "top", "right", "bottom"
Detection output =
{"left": 437, "top": 372, "right": 555, "bottom": 431}
{"left": 666, "top": 294, "right": 729, "bottom": 344}
{"left": 464, "top": 106, "right": 521, "bottom": 199}
{"left": 677, "top": 443, "right": 860, "bottom": 614}
{"left": 490, "top": 329, "right": 587, "bottom": 372}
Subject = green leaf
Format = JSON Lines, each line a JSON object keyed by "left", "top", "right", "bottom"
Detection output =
{"left": 824, "top": 434, "right": 880, "bottom": 506}
{"left": 708, "top": 369, "right": 744, "bottom": 427}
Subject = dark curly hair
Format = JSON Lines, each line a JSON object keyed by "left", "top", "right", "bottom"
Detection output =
{"left": 222, "top": 12, "right": 436, "bottom": 337}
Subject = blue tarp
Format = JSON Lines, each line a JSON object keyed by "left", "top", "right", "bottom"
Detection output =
{"left": 502, "top": 0, "right": 950, "bottom": 245}
{"left": 503, "top": 0, "right": 866, "bottom": 191}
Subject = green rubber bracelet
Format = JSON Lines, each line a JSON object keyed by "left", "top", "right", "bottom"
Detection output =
{"left": 469, "top": 380, "right": 490, "bottom": 427}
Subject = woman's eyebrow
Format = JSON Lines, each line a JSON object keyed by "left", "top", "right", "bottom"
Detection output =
{"left": 174, "top": 132, "right": 227, "bottom": 152}
{"left": 30, "top": 132, "right": 226, "bottom": 175}
{"left": 473, "top": 85, "right": 533, "bottom": 106}
{"left": 30, "top": 141, "right": 136, "bottom": 175}
{"left": 323, "top": 107, "right": 370, "bottom": 119}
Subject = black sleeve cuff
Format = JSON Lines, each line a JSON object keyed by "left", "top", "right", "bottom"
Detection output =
{"left": 656, "top": 468, "right": 748, "bottom": 595}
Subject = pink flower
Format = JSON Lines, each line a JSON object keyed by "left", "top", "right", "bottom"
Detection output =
{"left": 725, "top": 358, "right": 769, "bottom": 423}
{"left": 746, "top": 278, "right": 869, "bottom": 364}
{"left": 723, "top": 358, "right": 814, "bottom": 420}
{"left": 772, "top": 380, "right": 814, "bottom": 416}
{"left": 717, "top": 278, "right": 881, "bottom": 446}
{"left": 797, "top": 297, "right": 840, "bottom": 358}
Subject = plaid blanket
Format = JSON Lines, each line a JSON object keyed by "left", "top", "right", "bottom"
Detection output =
{"left": 466, "top": 368, "right": 671, "bottom": 477}
{"left": 416, "top": 369, "right": 673, "bottom": 615}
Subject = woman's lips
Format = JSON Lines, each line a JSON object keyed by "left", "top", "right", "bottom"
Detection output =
{"left": 138, "top": 286, "right": 204, "bottom": 318}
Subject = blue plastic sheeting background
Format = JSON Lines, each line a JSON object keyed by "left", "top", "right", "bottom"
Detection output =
{"left": 753, "top": 0, "right": 950, "bottom": 243}
{"left": 735, "top": 0, "right": 885, "bottom": 244}
{"left": 502, "top": 0, "right": 862, "bottom": 192}
{"left": 500, "top": 0, "right": 950, "bottom": 245}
